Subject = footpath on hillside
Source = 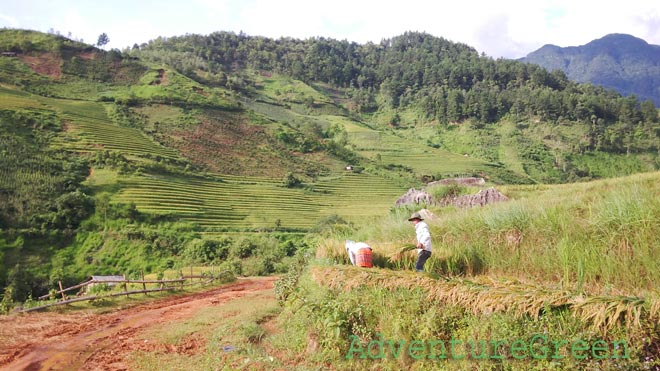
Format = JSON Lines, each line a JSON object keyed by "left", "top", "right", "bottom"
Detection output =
{"left": 0, "top": 276, "right": 277, "bottom": 371}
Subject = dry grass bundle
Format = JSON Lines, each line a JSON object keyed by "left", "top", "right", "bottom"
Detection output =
{"left": 649, "top": 294, "right": 660, "bottom": 321}
{"left": 573, "top": 295, "right": 645, "bottom": 334}
{"left": 423, "top": 279, "right": 574, "bottom": 319}
{"left": 310, "top": 265, "right": 657, "bottom": 333}
{"left": 388, "top": 243, "right": 417, "bottom": 263}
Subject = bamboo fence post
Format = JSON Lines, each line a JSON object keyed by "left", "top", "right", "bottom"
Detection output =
{"left": 58, "top": 281, "right": 66, "bottom": 300}
{"left": 124, "top": 273, "right": 129, "bottom": 298}
{"left": 141, "top": 271, "right": 146, "bottom": 294}
{"left": 38, "top": 280, "right": 91, "bottom": 300}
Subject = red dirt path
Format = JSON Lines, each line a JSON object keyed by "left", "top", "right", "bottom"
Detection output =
{"left": 0, "top": 276, "right": 277, "bottom": 371}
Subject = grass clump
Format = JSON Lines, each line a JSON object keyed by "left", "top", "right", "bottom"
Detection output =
{"left": 240, "top": 322, "right": 267, "bottom": 343}
{"left": 426, "top": 183, "right": 470, "bottom": 200}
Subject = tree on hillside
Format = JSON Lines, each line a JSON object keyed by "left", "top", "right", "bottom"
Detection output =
{"left": 97, "top": 33, "right": 110, "bottom": 48}
{"left": 640, "top": 100, "right": 658, "bottom": 123}
{"left": 130, "top": 30, "right": 659, "bottom": 153}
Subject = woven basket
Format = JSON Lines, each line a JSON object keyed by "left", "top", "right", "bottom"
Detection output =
{"left": 355, "top": 248, "right": 373, "bottom": 268}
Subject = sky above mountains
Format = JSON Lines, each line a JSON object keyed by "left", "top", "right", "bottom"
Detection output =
{"left": 2, "top": 0, "right": 659, "bottom": 59}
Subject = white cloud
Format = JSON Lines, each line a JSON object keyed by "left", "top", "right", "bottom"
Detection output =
{"left": 191, "top": 0, "right": 230, "bottom": 13}
{"left": 103, "top": 20, "right": 162, "bottom": 50}
{"left": 0, "top": 13, "right": 19, "bottom": 28}
{"left": 46, "top": 9, "right": 91, "bottom": 41}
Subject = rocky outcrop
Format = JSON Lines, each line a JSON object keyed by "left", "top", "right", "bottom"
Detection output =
{"left": 438, "top": 187, "right": 508, "bottom": 208}
{"left": 395, "top": 187, "right": 508, "bottom": 209}
{"left": 418, "top": 208, "right": 436, "bottom": 220}
{"left": 395, "top": 188, "right": 434, "bottom": 207}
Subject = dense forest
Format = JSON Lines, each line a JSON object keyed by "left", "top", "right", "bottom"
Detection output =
{"left": 132, "top": 31, "right": 659, "bottom": 154}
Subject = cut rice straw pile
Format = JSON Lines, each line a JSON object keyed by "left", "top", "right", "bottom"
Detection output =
{"left": 311, "top": 265, "right": 659, "bottom": 334}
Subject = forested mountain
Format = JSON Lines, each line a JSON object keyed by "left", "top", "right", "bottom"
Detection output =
{"left": 133, "top": 31, "right": 659, "bottom": 152}
{"left": 521, "top": 34, "right": 660, "bottom": 106}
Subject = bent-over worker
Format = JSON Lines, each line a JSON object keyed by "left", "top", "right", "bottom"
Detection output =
{"left": 345, "top": 240, "right": 372, "bottom": 267}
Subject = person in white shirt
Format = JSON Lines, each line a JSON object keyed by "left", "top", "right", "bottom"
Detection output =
{"left": 408, "top": 212, "right": 432, "bottom": 272}
{"left": 345, "top": 240, "right": 371, "bottom": 266}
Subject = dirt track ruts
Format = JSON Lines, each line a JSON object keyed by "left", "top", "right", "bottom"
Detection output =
{"left": 0, "top": 276, "right": 277, "bottom": 371}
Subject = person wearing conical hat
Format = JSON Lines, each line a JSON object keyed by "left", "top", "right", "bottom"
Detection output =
{"left": 408, "top": 211, "right": 432, "bottom": 272}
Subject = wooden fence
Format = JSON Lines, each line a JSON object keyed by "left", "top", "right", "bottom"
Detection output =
{"left": 19, "top": 271, "right": 231, "bottom": 313}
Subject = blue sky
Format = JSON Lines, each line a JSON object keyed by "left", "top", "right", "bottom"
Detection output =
{"left": 2, "top": 0, "right": 659, "bottom": 58}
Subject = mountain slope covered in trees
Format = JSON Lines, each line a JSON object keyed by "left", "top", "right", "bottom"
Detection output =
{"left": 130, "top": 30, "right": 660, "bottom": 183}
{"left": 521, "top": 33, "right": 660, "bottom": 106}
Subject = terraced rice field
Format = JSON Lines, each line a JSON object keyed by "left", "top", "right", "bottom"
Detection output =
{"left": 0, "top": 85, "right": 179, "bottom": 159}
{"left": 0, "top": 85, "right": 50, "bottom": 110}
{"left": 336, "top": 117, "right": 491, "bottom": 175}
{"left": 114, "top": 172, "right": 407, "bottom": 231}
{"left": 52, "top": 100, "right": 180, "bottom": 159}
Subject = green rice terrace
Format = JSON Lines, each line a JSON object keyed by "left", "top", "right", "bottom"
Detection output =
{"left": 0, "top": 85, "right": 179, "bottom": 159}
{"left": 109, "top": 171, "right": 407, "bottom": 231}
{"left": 338, "top": 117, "right": 489, "bottom": 175}
{"left": 0, "top": 79, "right": 417, "bottom": 231}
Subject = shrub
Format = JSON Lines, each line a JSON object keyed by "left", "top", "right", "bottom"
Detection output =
{"left": 231, "top": 237, "right": 255, "bottom": 259}
{"left": 219, "top": 258, "right": 242, "bottom": 276}
{"left": 0, "top": 287, "right": 14, "bottom": 314}
{"left": 240, "top": 322, "right": 266, "bottom": 343}
{"left": 283, "top": 172, "right": 303, "bottom": 188}
{"left": 427, "top": 183, "right": 467, "bottom": 199}
{"left": 182, "top": 237, "right": 232, "bottom": 264}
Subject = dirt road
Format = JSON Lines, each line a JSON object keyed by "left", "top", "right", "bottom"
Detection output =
{"left": 0, "top": 276, "right": 277, "bottom": 371}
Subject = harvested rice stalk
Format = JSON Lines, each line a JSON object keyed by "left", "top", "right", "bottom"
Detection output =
{"left": 388, "top": 243, "right": 417, "bottom": 262}
{"left": 573, "top": 295, "right": 645, "bottom": 333}
{"left": 649, "top": 294, "right": 660, "bottom": 321}
{"left": 310, "top": 265, "right": 655, "bottom": 334}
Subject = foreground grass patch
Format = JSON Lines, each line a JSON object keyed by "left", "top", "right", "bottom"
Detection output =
{"left": 129, "top": 289, "right": 282, "bottom": 371}
{"left": 274, "top": 265, "right": 660, "bottom": 371}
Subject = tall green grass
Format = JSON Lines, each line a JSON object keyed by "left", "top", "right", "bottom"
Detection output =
{"left": 319, "top": 172, "right": 660, "bottom": 294}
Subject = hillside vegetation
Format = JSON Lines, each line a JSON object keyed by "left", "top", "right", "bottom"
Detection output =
{"left": 0, "top": 25, "right": 659, "bottom": 339}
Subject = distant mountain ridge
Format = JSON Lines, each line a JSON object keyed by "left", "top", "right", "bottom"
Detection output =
{"left": 520, "top": 34, "right": 660, "bottom": 105}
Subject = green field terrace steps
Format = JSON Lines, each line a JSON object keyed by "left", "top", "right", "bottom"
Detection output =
{"left": 0, "top": 85, "right": 181, "bottom": 160}
{"left": 338, "top": 118, "right": 492, "bottom": 175}
{"left": 110, "top": 172, "right": 408, "bottom": 231}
